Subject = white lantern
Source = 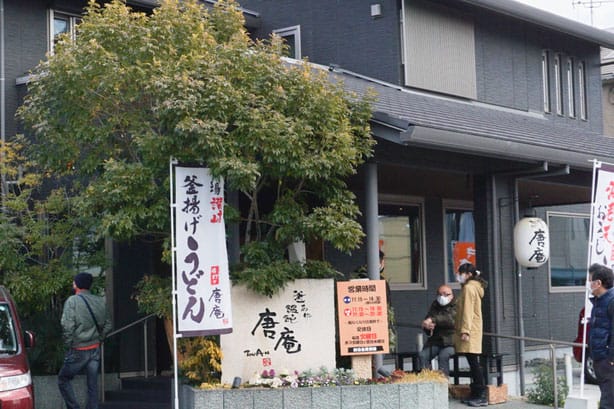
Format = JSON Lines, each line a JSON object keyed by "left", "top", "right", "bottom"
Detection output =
{"left": 513, "top": 217, "right": 550, "bottom": 268}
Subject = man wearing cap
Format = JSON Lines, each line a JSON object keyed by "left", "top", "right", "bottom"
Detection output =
{"left": 58, "top": 273, "right": 112, "bottom": 409}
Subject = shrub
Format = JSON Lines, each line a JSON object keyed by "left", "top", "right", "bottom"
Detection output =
{"left": 526, "top": 362, "right": 568, "bottom": 406}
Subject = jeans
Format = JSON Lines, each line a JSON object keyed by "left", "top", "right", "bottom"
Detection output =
{"left": 418, "top": 345, "right": 455, "bottom": 375}
{"left": 594, "top": 358, "right": 614, "bottom": 409}
{"left": 58, "top": 347, "right": 101, "bottom": 409}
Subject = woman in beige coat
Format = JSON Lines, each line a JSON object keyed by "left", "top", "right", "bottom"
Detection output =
{"left": 454, "top": 263, "right": 488, "bottom": 407}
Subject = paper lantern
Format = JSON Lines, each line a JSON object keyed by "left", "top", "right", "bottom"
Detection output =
{"left": 513, "top": 217, "right": 550, "bottom": 268}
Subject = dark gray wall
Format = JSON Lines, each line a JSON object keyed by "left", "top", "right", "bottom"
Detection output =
{"left": 7, "top": 0, "right": 50, "bottom": 136}
{"left": 240, "top": 0, "right": 403, "bottom": 85}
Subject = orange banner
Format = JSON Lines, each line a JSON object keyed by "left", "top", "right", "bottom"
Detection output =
{"left": 336, "top": 280, "right": 389, "bottom": 356}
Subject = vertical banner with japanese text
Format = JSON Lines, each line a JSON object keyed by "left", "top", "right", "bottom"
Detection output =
{"left": 173, "top": 165, "right": 232, "bottom": 336}
{"left": 589, "top": 162, "right": 614, "bottom": 271}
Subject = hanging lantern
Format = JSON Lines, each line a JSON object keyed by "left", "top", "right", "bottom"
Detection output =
{"left": 513, "top": 217, "right": 550, "bottom": 268}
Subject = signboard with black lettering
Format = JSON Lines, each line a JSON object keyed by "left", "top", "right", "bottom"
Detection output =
{"left": 336, "top": 280, "right": 389, "bottom": 356}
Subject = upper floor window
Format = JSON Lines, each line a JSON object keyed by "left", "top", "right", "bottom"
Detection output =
{"left": 553, "top": 54, "right": 564, "bottom": 116}
{"left": 273, "top": 25, "right": 301, "bottom": 59}
{"left": 49, "top": 10, "right": 81, "bottom": 54}
{"left": 578, "top": 61, "right": 587, "bottom": 120}
{"left": 542, "top": 51, "right": 586, "bottom": 120}
{"left": 566, "top": 57, "right": 576, "bottom": 118}
{"left": 401, "top": 0, "right": 476, "bottom": 99}
{"left": 542, "top": 51, "right": 551, "bottom": 113}
{"left": 443, "top": 201, "right": 475, "bottom": 285}
{"left": 378, "top": 196, "right": 425, "bottom": 290}
{"left": 548, "top": 211, "right": 589, "bottom": 291}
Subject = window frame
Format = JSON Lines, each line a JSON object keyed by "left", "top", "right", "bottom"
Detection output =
{"left": 542, "top": 50, "right": 551, "bottom": 113}
{"left": 442, "top": 199, "right": 474, "bottom": 289}
{"left": 272, "top": 25, "right": 302, "bottom": 59}
{"left": 553, "top": 53, "right": 564, "bottom": 116}
{"left": 566, "top": 57, "right": 576, "bottom": 118}
{"left": 578, "top": 61, "right": 587, "bottom": 121}
{"left": 378, "top": 194, "right": 427, "bottom": 291}
{"left": 48, "top": 9, "right": 81, "bottom": 55}
{"left": 547, "top": 211, "right": 589, "bottom": 293}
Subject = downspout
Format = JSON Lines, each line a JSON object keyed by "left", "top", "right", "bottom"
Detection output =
{"left": 365, "top": 162, "right": 382, "bottom": 374}
{"left": 0, "top": 0, "right": 5, "bottom": 205}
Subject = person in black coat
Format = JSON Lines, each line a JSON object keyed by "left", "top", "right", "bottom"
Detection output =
{"left": 418, "top": 284, "right": 456, "bottom": 376}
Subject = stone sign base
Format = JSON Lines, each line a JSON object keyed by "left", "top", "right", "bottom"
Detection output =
{"left": 181, "top": 381, "right": 448, "bottom": 409}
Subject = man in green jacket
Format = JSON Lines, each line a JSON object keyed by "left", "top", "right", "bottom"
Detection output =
{"left": 58, "top": 273, "right": 112, "bottom": 409}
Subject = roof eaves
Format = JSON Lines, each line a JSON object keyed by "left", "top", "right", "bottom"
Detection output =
{"left": 459, "top": 0, "right": 614, "bottom": 49}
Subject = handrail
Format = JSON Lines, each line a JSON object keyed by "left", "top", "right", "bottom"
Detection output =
{"left": 106, "top": 313, "right": 157, "bottom": 339}
{"left": 100, "top": 313, "right": 158, "bottom": 403}
{"left": 395, "top": 321, "right": 587, "bottom": 409}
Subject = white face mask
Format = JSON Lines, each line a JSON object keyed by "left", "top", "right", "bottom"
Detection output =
{"left": 456, "top": 274, "right": 466, "bottom": 284}
{"left": 437, "top": 295, "right": 451, "bottom": 306}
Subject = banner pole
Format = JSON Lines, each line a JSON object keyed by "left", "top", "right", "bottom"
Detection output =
{"left": 170, "top": 157, "right": 180, "bottom": 409}
{"left": 581, "top": 159, "right": 600, "bottom": 397}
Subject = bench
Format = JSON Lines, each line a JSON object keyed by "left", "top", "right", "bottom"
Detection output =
{"left": 449, "top": 353, "right": 505, "bottom": 386}
{"left": 395, "top": 351, "right": 505, "bottom": 386}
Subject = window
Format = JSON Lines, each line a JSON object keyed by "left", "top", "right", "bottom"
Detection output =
{"left": 443, "top": 202, "right": 475, "bottom": 284}
{"left": 273, "top": 25, "right": 301, "bottom": 59}
{"left": 554, "top": 54, "right": 563, "bottom": 115}
{"left": 566, "top": 57, "right": 575, "bottom": 118}
{"left": 542, "top": 51, "right": 551, "bottom": 113}
{"left": 49, "top": 10, "right": 81, "bottom": 54}
{"left": 378, "top": 197, "right": 425, "bottom": 289}
{"left": 578, "top": 61, "right": 587, "bottom": 120}
{"left": 401, "top": 0, "right": 477, "bottom": 98}
{"left": 547, "top": 212, "right": 589, "bottom": 290}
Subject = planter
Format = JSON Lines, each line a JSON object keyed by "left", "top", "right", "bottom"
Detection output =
{"left": 179, "top": 381, "right": 448, "bottom": 409}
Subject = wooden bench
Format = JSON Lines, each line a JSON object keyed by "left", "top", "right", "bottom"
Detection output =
{"left": 449, "top": 353, "right": 505, "bottom": 386}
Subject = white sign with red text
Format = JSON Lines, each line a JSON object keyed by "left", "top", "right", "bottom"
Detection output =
{"left": 174, "top": 166, "right": 232, "bottom": 336}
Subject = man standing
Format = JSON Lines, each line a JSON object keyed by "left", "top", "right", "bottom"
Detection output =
{"left": 59, "top": 273, "right": 112, "bottom": 409}
{"left": 588, "top": 263, "right": 614, "bottom": 409}
{"left": 418, "top": 284, "right": 456, "bottom": 376}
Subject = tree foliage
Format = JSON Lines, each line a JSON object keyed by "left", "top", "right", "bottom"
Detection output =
{"left": 17, "top": 0, "right": 374, "bottom": 298}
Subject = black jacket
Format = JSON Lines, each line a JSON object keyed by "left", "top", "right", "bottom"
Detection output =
{"left": 424, "top": 299, "right": 456, "bottom": 348}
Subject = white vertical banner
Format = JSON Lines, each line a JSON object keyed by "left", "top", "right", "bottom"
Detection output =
{"left": 173, "top": 165, "right": 233, "bottom": 336}
{"left": 589, "top": 161, "right": 614, "bottom": 270}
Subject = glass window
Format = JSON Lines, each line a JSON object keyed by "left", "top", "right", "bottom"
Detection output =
{"left": 578, "top": 61, "right": 587, "bottom": 120}
{"left": 567, "top": 57, "right": 575, "bottom": 118}
{"left": 554, "top": 54, "right": 563, "bottom": 116}
{"left": 542, "top": 51, "right": 550, "bottom": 113}
{"left": 444, "top": 205, "right": 475, "bottom": 283}
{"left": 0, "top": 304, "right": 17, "bottom": 353}
{"left": 378, "top": 200, "right": 424, "bottom": 289}
{"left": 50, "top": 10, "right": 81, "bottom": 54}
{"left": 273, "top": 25, "right": 301, "bottom": 59}
{"left": 547, "top": 212, "right": 589, "bottom": 289}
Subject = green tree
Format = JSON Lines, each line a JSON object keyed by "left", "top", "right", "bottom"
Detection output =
{"left": 17, "top": 0, "right": 374, "bottom": 299}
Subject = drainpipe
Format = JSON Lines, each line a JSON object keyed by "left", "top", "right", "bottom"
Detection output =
{"left": 365, "top": 162, "right": 383, "bottom": 374}
{"left": 0, "top": 0, "right": 5, "bottom": 205}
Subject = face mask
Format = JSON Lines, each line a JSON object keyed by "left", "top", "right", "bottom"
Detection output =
{"left": 456, "top": 274, "right": 466, "bottom": 284}
{"left": 437, "top": 295, "right": 451, "bottom": 306}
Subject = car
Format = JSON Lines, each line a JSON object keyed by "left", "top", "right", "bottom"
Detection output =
{"left": 0, "top": 286, "right": 35, "bottom": 409}
{"left": 572, "top": 307, "right": 597, "bottom": 384}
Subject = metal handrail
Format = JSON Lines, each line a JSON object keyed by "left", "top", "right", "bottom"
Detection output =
{"left": 100, "top": 313, "right": 157, "bottom": 402}
{"left": 395, "top": 322, "right": 587, "bottom": 409}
